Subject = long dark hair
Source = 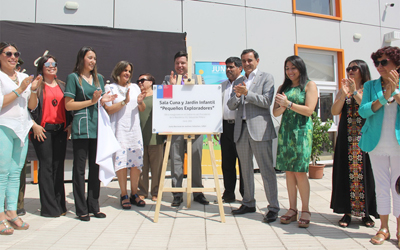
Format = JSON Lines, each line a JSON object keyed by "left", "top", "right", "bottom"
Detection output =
{"left": 279, "top": 55, "right": 309, "bottom": 94}
{"left": 35, "top": 54, "right": 65, "bottom": 97}
{"left": 348, "top": 59, "right": 371, "bottom": 85}
{"left": 72, "top": 46, "right": 99, "bottom": 87}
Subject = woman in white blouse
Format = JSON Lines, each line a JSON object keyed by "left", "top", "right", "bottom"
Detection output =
{"left": 0, "top": 42, "right": 40, "bottom": 235}
{"left": 104, "top": 61, "right": 146, "bottom": 209}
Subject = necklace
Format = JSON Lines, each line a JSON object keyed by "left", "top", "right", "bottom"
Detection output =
{"left": 46, "top": 83, "right": 59, "bottom": 107}
{"left": 0, "top": 70, "right": 19, "bottom": 85}
{"left": 81, "top": 74, "right": 92, "bottom": 85}
{"left": 116, "top": 83, "right": 129, "bottom": 97}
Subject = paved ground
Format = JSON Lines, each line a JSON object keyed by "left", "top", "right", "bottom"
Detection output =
{"left": 2, "top": 166, "right": 399, "bottom": 249}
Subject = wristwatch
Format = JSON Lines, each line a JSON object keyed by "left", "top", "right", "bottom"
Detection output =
{"left": 353, "top": 90, "right": 358, "bottom": 96}
{"left": 121, "top": 100, "right": 126, "bottom": 106}
{"left": 287, "top": 101, "right": 293, "bottom": 110}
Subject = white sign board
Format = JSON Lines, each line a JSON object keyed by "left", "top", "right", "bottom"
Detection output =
{"left": 153, "top": 85, "right": 222, "bottom": 133}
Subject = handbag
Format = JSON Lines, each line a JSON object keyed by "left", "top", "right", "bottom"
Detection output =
{"left": 396, "top": 176, "right": 400, "bottom": 194}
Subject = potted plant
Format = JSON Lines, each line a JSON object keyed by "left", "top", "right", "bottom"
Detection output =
{"left": 309, "top": 112, "right": 333, "bottom": 179}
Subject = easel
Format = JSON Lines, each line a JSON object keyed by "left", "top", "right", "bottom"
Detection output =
{"left": 153, "top": 47, "right": 225, "bottom": 223}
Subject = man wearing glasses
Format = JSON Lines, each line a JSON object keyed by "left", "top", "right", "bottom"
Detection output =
{"left": 161, "top": 51, "right": 209, "bottom": 207}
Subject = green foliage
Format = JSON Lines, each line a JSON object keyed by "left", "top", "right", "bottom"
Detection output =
{"left": 311, "top": 112, "right": 333, "bottom": 165}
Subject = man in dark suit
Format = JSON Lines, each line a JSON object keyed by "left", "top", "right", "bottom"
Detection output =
{"left": 218, "top": 57, "right": 244, "bottom": 203}
{"left": 227, "top": 49, "right": 279, "bottom": 223}
{"left": 162, "top": 51, "right": 209, "bottom": 207}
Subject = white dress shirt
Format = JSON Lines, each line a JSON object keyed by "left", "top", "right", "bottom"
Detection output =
{"left": 223, "top": 76, "right": 242, "bottom": 121}
{"left": 239, "top": 68, "right": 258, "bottom": 120}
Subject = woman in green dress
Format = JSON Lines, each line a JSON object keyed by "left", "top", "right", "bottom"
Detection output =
{"left": 273, "top": 55, "right": 318, "bottom": 228}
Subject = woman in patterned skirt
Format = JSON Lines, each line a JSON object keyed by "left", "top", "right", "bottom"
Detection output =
{"left": 330, "top": 59, "right": 378, "bottom": 228}
{"left": 273, "top": 55, "right": 318, "bottom": 228}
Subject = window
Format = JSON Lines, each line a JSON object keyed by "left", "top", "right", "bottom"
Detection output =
{"left": 295, "top": 45, "right": 345, "bottom": 162}
{"left": 293, "top": 0, "right": 342, "bottom": 20}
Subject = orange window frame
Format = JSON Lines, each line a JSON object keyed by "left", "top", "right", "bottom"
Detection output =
{"left": 294, "top": 44, "right": 345, "bottom": 89}
{"left": 292, "top": 0, "right": 342, "bottom": 21}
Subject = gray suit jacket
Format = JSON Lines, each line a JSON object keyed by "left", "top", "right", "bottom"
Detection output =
{"left": 162, "top": 74, "right": 205, "bottom": 85}
{"left": 227, "top": 70, "right": 277, "bottom": 142}
{"left": 221, "top": 76, "right": 244, "bottom": 118}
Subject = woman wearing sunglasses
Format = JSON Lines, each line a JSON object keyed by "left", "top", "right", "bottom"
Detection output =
{"left": 65, "top": 46, "right": 116, "bottom": 221}
{"left": 358, "top": 46, "right": 400, "bottom": 246}
{"left": 104, "top": 61, "right": 146, "bottom": 209}
{"left": 29, "top": 54, "right": 71, "bottom": 217}
{"left": 330, "top": 60, "right": 378, "bottom": 228}
{"left": 137, "top": 73, "right": 165, "bottom": 202}
{"left": 0, "top": 42, "right": 41, "bottom": 235}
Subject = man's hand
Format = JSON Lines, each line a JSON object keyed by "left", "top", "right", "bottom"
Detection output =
{"left": 233, "top": 82, "right": 248, "bottom": 97}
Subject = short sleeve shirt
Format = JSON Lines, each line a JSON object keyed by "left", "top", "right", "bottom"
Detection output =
{"left": 64, "top": 73, "right": 105, "bottom": 139}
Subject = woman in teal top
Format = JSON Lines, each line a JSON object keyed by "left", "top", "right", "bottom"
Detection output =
{"left": 65, "top": 46, "right": 115, "bottom": 221}
{"left": 358, "top": 46, "right": 400, "bottom": 247}
{"left": 273, "top": 55, "right": 318, "bottom": 228}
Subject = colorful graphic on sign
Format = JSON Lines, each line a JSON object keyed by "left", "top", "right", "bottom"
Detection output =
{"left": 195, "top": 62, "right": 227, "bottom": 85}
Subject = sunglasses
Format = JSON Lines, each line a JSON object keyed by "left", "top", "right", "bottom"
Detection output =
{"left": 3, "top": 51, "right": 21, "bottom": 58}
{"left": 374, "top": 59, "right": 389, "bottom": 67}
{"left": 44, "top": 62, "right": 57, "bottom": 67}
{"left": 136, "top": 78, "right": 148, "bottom": 84}
{"left": 346, "top": 66, "right": 359, "bottom": 73}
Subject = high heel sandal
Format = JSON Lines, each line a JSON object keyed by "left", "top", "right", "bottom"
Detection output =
{"left": 280, "top": 208, "right": 298, "bottom": 224}
{"left": 8, "top": 216, "right": 29, "bottom": 230}
{"left": 0, "top": 220, "right": 14, "bottom": 235}
{"left": 370, "top": 228, "right": 390, "bottom": 245}
{"left": 298, "top": 211, "right": 311, "bottom": 228}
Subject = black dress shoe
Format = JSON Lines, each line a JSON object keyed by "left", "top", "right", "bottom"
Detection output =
{"left": 171, "top": 196, "right": 183, "bottom": 207}
{"left": 262, "top": 211, "right": 278, "bottom": 223}
{"left": 92, "top": 212, "right": 106, "bottom": 218}
{"left": 194, "top": 194, "right": 210, "bottom": 205}
{"left": 17, "top": 208, "right": 26, "bottom": 216}
{"left": 78, "top": 214, "right": 90, "bottom": 221}
{"left": 231, "top": 205, "right": 256, "bottom": 215}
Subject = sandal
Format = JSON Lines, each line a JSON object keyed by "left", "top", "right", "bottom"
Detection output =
{"left": 298, "top": 211, "right": 311, "bottom": 228}
{"left": 130, "top": 193, "right": 146, "bottom": 207}
{"left": 362, "top": 216, "right": 375, "bottom": 228}
{"left": 152, "top": 195, "right": 158, "bottom": 202}
{"left": 338, "top": 214, "right": 351, "bottom": 228}
{"left": 280, "top": 208, "right": 298, "bottom": 224}
{"left": 0, "top": 219, "right": 14, "bottom": 235}
{"left": 120, "top": 195, "right": 131, "bottom": 210}
{"left": 8, "top": 216, "right": 29, "bottom": 230}
{"left": 370, "top": 228, "right": 390, "bottom": 245}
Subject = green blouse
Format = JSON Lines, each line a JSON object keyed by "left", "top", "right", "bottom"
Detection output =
{"left": 64, "top": 73, "right": 105, "bottom": 139}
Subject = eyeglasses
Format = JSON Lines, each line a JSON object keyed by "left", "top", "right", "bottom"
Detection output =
{"left": 346, "top": 66, "right": 359, "bottom": 73}
{"left": 136, "top": 78, "right": 148, "bottom": 84}
{"left": 374, "top": 59, "right": 389, "bottom": 67}
{"left": 44, "top": 62, "right": 57, "bottom": 67}
{"left": 3, "top": 51, "right": 21, "bottom": 58}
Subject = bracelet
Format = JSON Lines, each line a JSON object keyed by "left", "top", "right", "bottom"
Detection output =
{"left": 31, "top": 89, "right": 37, "bottom": 94}
{"left": 12, "top": 89, "right": 20, "bottom": 97}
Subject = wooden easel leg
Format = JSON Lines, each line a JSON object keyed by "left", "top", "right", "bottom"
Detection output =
{"left": 207, "top": 135, "right": 225, "bottom": 223}
{"left": 185, "top": 135, "right": 193, "bottom": 208}
{"left": 154, "top": 135, "right": 172, "bottom": 223}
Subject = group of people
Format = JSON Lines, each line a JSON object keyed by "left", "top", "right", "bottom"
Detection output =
{"left": 216, "top": 47, "right": 400, "bottom": 247}
{"left": 0, "top": 41, "right": 399, "bottom": 247}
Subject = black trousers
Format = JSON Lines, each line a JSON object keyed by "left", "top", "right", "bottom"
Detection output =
{"left": 72, "top": 139, "right": 100, "bottom": 216}
{"left": 220, "top": 120, "right": 244, "bottom": 199}
{"left": 31, "top": 128, "right": 67, "bottom": 217}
